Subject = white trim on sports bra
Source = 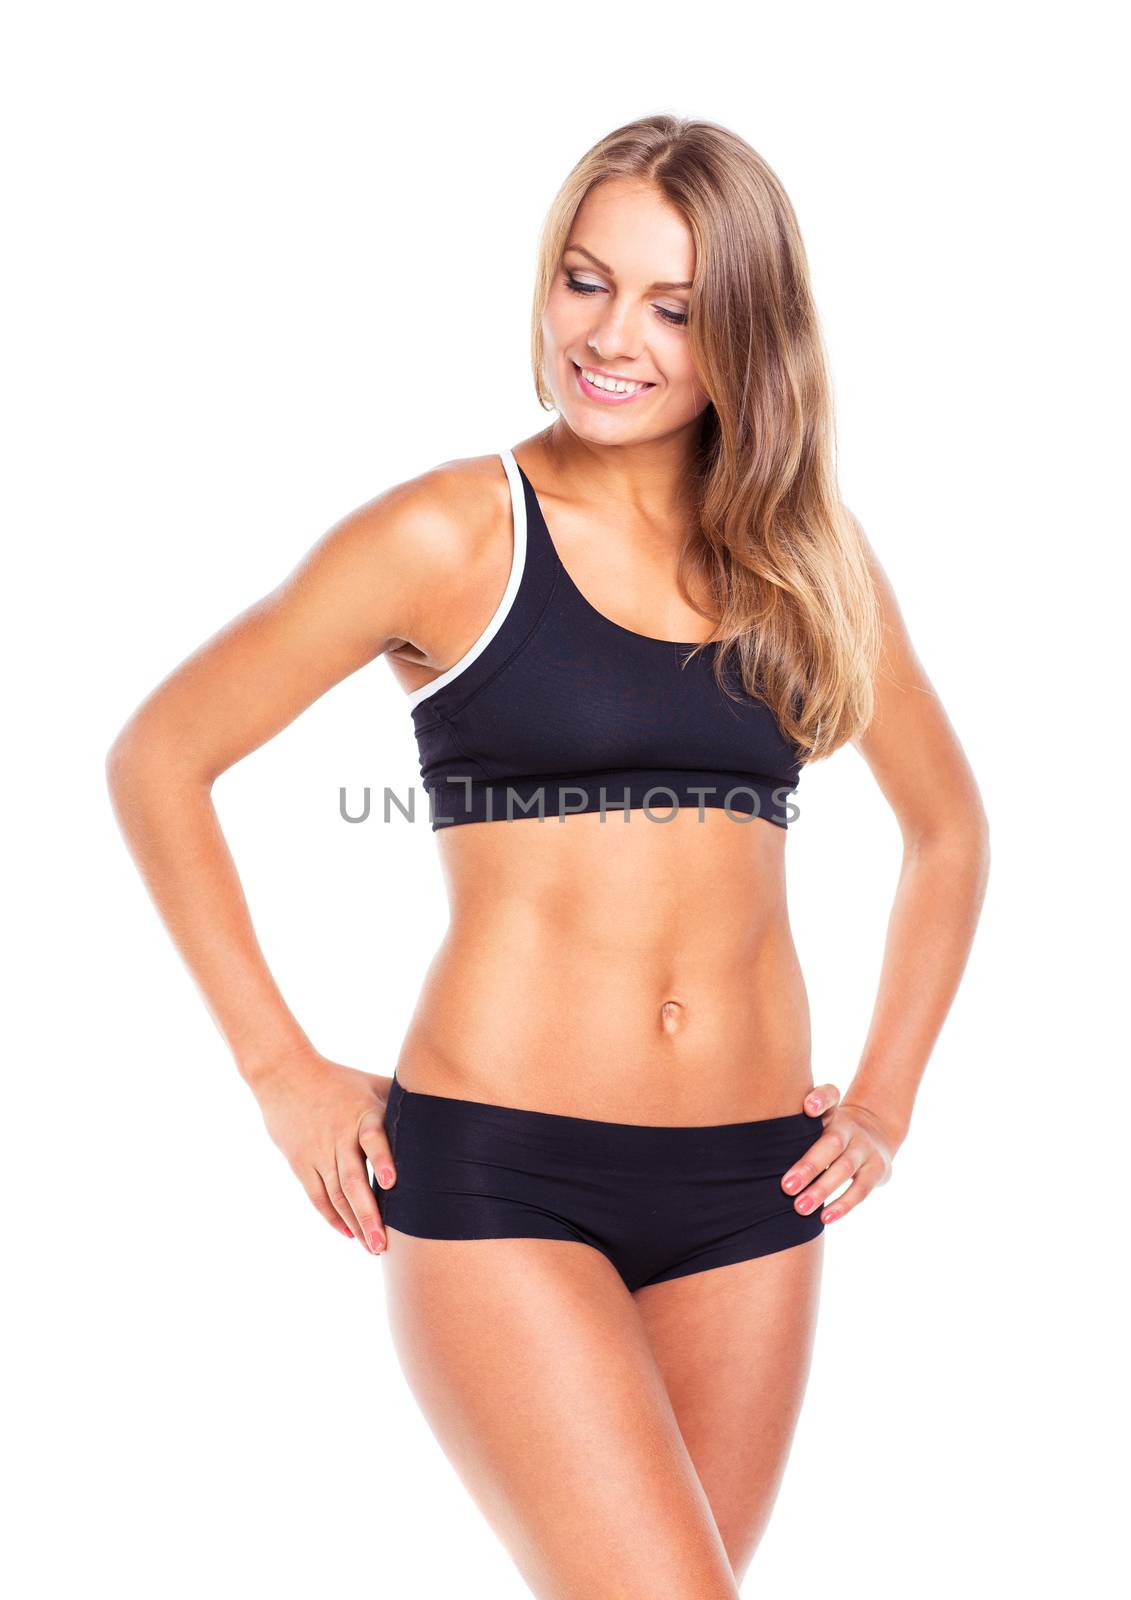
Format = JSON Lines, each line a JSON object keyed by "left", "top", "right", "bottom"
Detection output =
{"left": 405, "top": 449, "right": 529, "bottom": 712}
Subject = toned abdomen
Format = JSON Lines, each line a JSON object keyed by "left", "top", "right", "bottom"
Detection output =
{"left": 395, "top": 806, "right": 813, "bottom": 1124}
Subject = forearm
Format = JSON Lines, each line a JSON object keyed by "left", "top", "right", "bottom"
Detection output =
{"left": 843, "top": 816, "right": 991, "bottom": 1148}
{"left": 106, "top": 739, "right": 316, "bottom": 1087}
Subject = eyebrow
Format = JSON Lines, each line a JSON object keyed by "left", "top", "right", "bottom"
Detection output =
{"left": 562, "top": 243, "right": 692, "bottom": 292}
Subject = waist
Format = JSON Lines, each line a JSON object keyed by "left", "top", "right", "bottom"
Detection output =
{"left": 400, "top": 803, "right": 809, "bottom": 1119}
{"left": 398, "top": 910, "right": 812, "bottom": 1123}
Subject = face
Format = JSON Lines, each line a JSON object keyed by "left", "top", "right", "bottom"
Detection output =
{"left": 540, "top": 177, "right": 712, "bottom": 444}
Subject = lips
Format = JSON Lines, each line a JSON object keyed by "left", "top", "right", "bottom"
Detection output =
{"left": 572, "top": 361, "right": 656, "bottom": 404}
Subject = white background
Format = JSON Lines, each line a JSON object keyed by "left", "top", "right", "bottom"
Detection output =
{"left": 5, "top": 2, "right": 1125, "bottom": 1594}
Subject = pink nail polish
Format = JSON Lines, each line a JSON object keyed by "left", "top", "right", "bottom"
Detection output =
{"left": 378, "top": 1168, "right": 394, "bottom": 1188}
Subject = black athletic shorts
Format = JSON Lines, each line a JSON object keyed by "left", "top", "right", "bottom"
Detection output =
{"left": 371, "top": 1074, "right": 824, "bottom": 1291}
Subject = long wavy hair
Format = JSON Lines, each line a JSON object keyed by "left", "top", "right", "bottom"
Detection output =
{"left": 530, "top": 115, "right": 882, "bottom": 764}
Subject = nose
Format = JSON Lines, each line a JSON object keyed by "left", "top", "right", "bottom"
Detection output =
{"left": 587, "top": 297, "right": 645, "bottom": 365}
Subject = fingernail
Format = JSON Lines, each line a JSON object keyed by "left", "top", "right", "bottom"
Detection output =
{"left": 367, "top": 1230, "right": 385, "bottom": 1252}
{"left": 806, "top": 1097, "right": 821, "bottom": 1112}
{"left": 377, "top": 1168, "right": 394, "bottom": 1189}
{"left": 783, "top": 1174, "right": 800, "bottom": 1192}
{"left": 797, "top": 1195, "right": 816, "bottom": 1213}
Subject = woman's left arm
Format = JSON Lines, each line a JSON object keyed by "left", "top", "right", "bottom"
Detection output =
{"left": 783, "top": 532, "right": 991, "bottom": 1223}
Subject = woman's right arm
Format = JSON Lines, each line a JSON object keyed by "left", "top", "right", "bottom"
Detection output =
{"left": 105, "top": 463, "right": 479, "bottom": 1252}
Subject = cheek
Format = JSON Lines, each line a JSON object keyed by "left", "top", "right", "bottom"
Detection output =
{"left": 664, "top": 340, "right": 697, "bottom": 385}
{"left": 662, "top": 344, "right": 707, "bottom": 407}
{"left": 542, "top": 290, "right": 583, "bottom": 351}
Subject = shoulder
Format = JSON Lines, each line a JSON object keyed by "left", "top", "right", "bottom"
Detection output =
{"left": 295, "top": 452, "right": 512, "bottom": 655}
{"left": 350, "top": 451, "right": 511, "bottom": 584}
{"left": 348, "top": 452, "right": 516, "bottom": 661}
{"left": 392, "top": 451, "right": 511, "bottom": 559}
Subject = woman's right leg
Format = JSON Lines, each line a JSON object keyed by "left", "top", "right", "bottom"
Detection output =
{"left": 380, "top": 1228, "right": 741, "bottom": 1600}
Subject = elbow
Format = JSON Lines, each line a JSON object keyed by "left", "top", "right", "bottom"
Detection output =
{"left": 978, "top": 798, "right": 991, "bottom": 862}
{"left": 105, "top": 723, "right": 135, "bottom": 797}
{"left": 105, "top": 723, "right": 147, "bottom": 841}
{"left": 105, "top": 716, "right": 209, "bottom": 805}
{"left": 964, "top": 786, "right": 991, "bottom": 873}
{"left": 105, "top": 722, "right": 154, "bottom": 826}
{"left": 905, "top": 793, "right": 991, "bottom": 879}
{"left": 965, "top": 801, "right": 991, "bottom": 898}
{"left": 105, "top": 716, "right": 153, "bottom": 798}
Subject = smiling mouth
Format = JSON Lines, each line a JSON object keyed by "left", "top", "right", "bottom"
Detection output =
{"left": 572, "top": 361, "right": 656, "bottom": 401}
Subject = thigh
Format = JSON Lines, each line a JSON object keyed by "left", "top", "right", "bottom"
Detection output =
{"left": 380, "top": 1227, "right": 741, "bottom": 1600}
{"left": 633, "top": 1234, "right": 825, "bottom": 1584}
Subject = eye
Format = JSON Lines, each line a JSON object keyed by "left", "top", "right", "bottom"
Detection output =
{"left": 563, "top": 273, "right": 688, "bottom": 328}
{"left": 564, "top": 272, "right": 603, "bottom": 298}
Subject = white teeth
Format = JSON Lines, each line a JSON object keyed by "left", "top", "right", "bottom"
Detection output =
{"left": 580, "top": 367, "right": 650, "bottom": 394}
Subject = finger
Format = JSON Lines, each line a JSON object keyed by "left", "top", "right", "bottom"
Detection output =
{"left": 301, "top": 1172, "right": 356, "bottom": 1239}
{"left": 820, "top": 1171, "right": 874, "bottom": 1224}
{"left": 792, "top": 1148, "right": 862, "bottom": 1215}
{"left": 781, "top": 1118, "right": 851, "bottom": 1196}
{"left": 336, "top": 1144, "right": 387, "bottom": 1256}
{"left": 802, "top": 1082, "right": 841, "bottom": 1118}
{"left": 319, "top": 1159, "right": 382, "bottom": 1254}
{"left": 358, "top": 1108, "right": 397, "bottom": 1193}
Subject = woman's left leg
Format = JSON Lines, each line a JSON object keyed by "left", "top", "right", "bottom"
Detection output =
{"left": 632, "top": 1234, "right": 825, "bottom": 1585}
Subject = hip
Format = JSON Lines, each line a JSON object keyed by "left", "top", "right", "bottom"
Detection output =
{"left": 371, "top": 1072, "right": 825, "bottom": 1292}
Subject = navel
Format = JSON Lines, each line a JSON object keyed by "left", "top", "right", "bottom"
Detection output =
{"left": 659, "top": 999, "right": 685, "bottom": 1035}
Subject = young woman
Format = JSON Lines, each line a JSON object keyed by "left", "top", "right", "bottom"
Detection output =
{"left": 107, "top": 115, "right": 990, "bottom": 1597}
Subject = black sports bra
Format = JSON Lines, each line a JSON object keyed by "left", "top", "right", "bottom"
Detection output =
{"left": 405, "top": 449, "right": 803, "bottom": 830}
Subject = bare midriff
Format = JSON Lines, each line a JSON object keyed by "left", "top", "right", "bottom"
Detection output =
{"left": 393, "top": 803, "right": 814, "bottom": 1125}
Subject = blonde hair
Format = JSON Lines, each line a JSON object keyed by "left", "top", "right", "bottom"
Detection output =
{"left": 530, "top": 114, "right": 882, "bottom": 764}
